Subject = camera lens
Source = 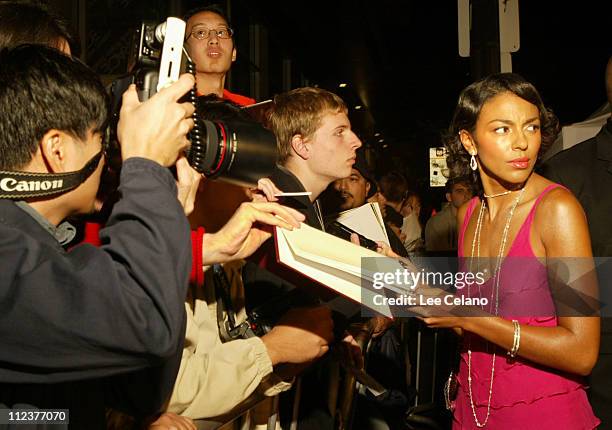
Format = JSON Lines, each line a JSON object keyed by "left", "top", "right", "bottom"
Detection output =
{"left": 187, "top": 119, "right": 277, "bottom": 187}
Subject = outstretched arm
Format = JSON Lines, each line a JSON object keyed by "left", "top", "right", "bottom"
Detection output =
{"left": 201, "top": 201, "right": 305, "bottom": 265}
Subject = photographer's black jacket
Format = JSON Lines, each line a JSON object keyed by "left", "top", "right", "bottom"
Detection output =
{"left": 0, "top": 158, "right": 191, "bottom": 428}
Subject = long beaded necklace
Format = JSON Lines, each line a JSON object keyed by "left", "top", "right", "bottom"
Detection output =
{"left": 466, "top": 186, "right": 526, "bottom": 428}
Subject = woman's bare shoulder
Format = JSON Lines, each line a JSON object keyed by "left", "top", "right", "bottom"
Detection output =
{"left": 534, "top": 175, "right": 584, "bottom": 219}
{"left": 531, "top": 175, "right": 591, "bottom": 257}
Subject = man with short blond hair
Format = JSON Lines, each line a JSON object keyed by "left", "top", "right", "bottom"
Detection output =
{"left": 247, "top": 86, "right": 362, "bottom": 429}
{"left": 270, "top": 87, "right": 348, "bottom": 165}
{"left": 267, "top": 87, "right": 362, "bottom": 221}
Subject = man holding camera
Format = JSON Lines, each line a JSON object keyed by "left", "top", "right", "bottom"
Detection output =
{"left": 0, "top": 45, "right": 196, "bottom": 428}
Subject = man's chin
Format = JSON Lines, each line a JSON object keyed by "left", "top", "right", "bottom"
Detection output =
{"left": 202, "top": 63, "right": 231, "bottom": 74}
{"left": 339, "top": 200, "right": 353, "bottom": 211}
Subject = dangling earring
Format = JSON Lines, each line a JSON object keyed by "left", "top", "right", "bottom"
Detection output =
{"left": 470, "top": 154, "right": 478, "bottom": 171}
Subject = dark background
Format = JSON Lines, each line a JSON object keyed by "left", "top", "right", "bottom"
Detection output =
{"left": 51, "top": 0, "right": 610, "bottom": 190}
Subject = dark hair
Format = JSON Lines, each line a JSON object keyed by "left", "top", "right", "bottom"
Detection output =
{"left": 183, "top": 3, "right": 232, "bottom": 29}
{"left": 385, "top": 206, "right": 403, "bottom": 229}
{"left": 353, "top": 149, "right": 377, "bottom": 197}
{"left": 0, "top": 44, "right": 108, "bottom": 170}
{"left": 443, "top": 73, "right": 559, "bottom": 194}
{"left": 444, "top": 175, "right": 473, "bottom": 195}
{"left": 378, "top": 171, "right": 409, "bottom": 203}
{"left": 0, "top": 1, "right": 77, "bottom": 54}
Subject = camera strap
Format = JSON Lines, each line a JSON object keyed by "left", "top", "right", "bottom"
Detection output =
{"left": 0, "top": 150, "right": 103, "bottom": 199}
{"left": 212, "top": 264, "right": 257, "bottom": 341}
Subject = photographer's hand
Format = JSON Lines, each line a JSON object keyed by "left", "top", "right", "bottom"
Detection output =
{"left": 261, "top": 306, "right": 334, "bottom": 365}
{"left": 175, "top": 156, "right": 201, "bottom": 215}
{"left": 201, "top": 202, "right": 305, "bottom": 265}
{"left": 375, "top": 241, "right": 400, "bottom": 258}
{"left": 118, "top": 74, "right": 195, "bottom": 166}
{"left": 247, "top": 178, "right": 281, "bottom": 202}
{"left": 148, "top": 412, "right": 195, "bottom": 430}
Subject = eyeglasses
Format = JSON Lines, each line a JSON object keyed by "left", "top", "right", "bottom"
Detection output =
{"left": 188, "top": 26, "right": 234, "bottom": 40}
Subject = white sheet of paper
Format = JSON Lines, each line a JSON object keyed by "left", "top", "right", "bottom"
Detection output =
{"left": 335, "top": 202, "right": 390, "bottom": 246}
{"left": 275, "top": 223, "right": 418, "bottom": 317}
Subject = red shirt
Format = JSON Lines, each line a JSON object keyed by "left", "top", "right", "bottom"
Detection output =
{"left": 197, "top": 88, "right": 255, "bottom": 107}
{"left": 222, "top": 89, "right": 255, "bottom": 106}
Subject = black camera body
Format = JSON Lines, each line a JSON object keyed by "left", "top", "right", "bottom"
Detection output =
{"left": 108, "top": 17, "right": 277, "bottom": 187}
{"left": 126, "top": 21, "right": 162, "bottom": 102}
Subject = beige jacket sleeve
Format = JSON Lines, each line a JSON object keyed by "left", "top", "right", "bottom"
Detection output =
{"left": 167, "top": 261, "right": 291, "bottom": 419}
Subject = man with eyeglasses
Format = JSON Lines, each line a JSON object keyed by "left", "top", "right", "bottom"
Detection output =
{"left": 182, "top": 3, "right": 260, "bottom": 283}
{"left": 184, "top": 4, "right": 255, "bottom": 106}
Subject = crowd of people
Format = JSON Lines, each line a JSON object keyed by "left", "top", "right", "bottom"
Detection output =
{"left": 0, "top": 1, "right": 610, "bottom": 430}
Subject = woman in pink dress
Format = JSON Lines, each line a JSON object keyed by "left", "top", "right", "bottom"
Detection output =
{"left": 423, "top": 73, "right": 600, "bottom": 429}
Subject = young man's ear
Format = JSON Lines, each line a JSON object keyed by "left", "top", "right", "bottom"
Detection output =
{"left": 39, "top": 129, "right": 72, "bottom": 173}
{"left": 291, "top": 134, "right": 309, "bottom": 160}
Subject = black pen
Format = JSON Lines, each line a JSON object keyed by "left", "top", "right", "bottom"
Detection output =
{"left": 331, "top": 221, "right": 379, "bottom": 251}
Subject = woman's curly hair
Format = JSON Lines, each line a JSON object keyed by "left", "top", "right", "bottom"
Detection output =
{"left": 443, "top": 73, "right": 559, "bottom": 195}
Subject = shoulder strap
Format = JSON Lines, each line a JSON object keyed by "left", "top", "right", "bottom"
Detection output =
{"left": 509, "top": 183, "right": 567, "bottom": 256}
{"left": 458, "top": 197, "right": 480, "bottom": 255}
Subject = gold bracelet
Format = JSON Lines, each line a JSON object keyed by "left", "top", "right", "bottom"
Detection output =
{"left": 507, "top": 319, "right": 520, "bottom": 358}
